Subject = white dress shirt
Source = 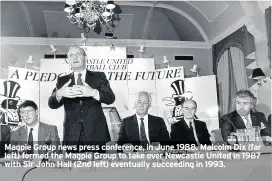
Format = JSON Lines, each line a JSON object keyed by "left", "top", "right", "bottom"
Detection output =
{"left": 184, "top": 118, "right": 200, "bottom": 145}
{"left": 241, "top": 114, "right": 252, "bottom": 128}
{"left": 136, "top": 114, "right": 150, "bottom": 143}
{"left": 27, "top": 122, "right": 39, "bottom": 142}
{"left": 74, "top": 69, "right": 87, "bottom": 83}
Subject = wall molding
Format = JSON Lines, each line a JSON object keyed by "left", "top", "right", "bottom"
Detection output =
{"left": 258, "top": 1, "right": 271, "bottom": 13}
{"left": 156, "top": 3, "right": 209, "bottom": 43}
{"left": 186, "top": 1, "right": 229, "bottom": 23}
{"left": 210, "top": 16, "right": 250, "bottom": 45}
{"left": 116, "top": 1, "right": 210, "bottom": 43}
{"left": 0, "top": 37, "right": 212, "bottom": 49}
{"left": 19, "top": 2, "right": 34, "bottom": 37}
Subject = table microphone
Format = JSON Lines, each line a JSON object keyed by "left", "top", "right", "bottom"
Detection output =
{"left": 22, "top": 139, "right": 52, "bottom": 181}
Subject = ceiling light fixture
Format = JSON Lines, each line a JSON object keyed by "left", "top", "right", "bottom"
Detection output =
{"left": 64, "top": 0, "right": 121, "bottom": 34}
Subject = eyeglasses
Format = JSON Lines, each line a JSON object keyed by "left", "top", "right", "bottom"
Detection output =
{"left": 68, "top": 52, "right": 83, "bottom": 59}
{"left": 20, "top": 109, "right": 35, "bottom": 115}
{"left": 183, "top": 108, "right": 196, "bottom": 112}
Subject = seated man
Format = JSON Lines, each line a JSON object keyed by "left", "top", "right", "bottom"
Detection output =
{"left": 118, "top": 91, "right": 170, "bottom": 148}
{"left": 10, "top": 100, "right": 60, "bottom": 154}
{"left": 221, "top": 90, "right": 271, "bottom": 143}
{"left": 171, "top": 99, "right": 211, "bottom": 146}
{"left": 0, "top": 124, "right": 11, "bottom": 157}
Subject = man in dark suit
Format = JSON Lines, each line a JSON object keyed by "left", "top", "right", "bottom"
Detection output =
{"left": 48, "top": 46, "right": 115, "bottom": 152}
{"left": 171, "top": 99, "right": 211, "bottom": 146}
{"left": 10, "top": 100, "right": 60, "bottom": 154}
{"left": 221, "top": 90, "right": 271, "bottom": 143}
{"left": 118, "top": 91, "right": 170, "bottom": 148}
{"left": 0, "top": 124, "right": 11, "bottom": 157}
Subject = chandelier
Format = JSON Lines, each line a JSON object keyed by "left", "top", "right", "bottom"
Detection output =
{"left": 64, "top": 0, "right": 120, "bottom": 34}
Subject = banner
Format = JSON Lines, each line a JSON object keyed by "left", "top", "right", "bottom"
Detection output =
{"left": 1, "top": 46, "right": 219, "bottom": 142}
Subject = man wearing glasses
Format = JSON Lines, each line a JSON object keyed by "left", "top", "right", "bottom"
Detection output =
{"left": 48, "top": 46, "right": 115, "bottom": 152}
{"left": 171, "top": 99, "right": 211, "bottom": 146}
{"left": 9, "top": 100, "right": 60, "bottom": 154}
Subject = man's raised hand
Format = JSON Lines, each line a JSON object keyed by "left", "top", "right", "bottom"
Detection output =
{"left": 56, "top": 79, "right": 83, "bottom": 99}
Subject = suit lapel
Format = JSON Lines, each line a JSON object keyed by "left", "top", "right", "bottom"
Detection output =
{"left": 193, "top": 120, "right": 201, "bottom": 141}
{"left": 233, "top": 111, "right": 246, "bottom": 129}
{"left": 19, "top": 125, "right": 28, "bottom": 142}
{"left": 180, "top": 119, "right": 190, "bottom": 131}
{"left": 148, "top": 115, "right": 155, "bottom": 142}
{"left": 38, "top": 122, "right": 45, "bottom": 143}
{"left": 250, "top": 113, "right": 258, "bottom": 127}
{"left": 85, "top": 69, "right": 95, "bottom": 86}
{"left": 130, "top": 115, "right": 140, "bottom": 141}
{"left": 81, "top": 70, "right": 95, "bottom": 109}
{"left": 69, "top": 72, "right": 75, "bottom": 86}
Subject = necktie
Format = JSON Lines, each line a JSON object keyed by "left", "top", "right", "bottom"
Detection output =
{"left": 27, "top": 128, "right": 34, "bottom": 154}
{"left": 140, "top": 118, "right": 148, "bottom": 148}
{"left": 244, "top": 116, "right": 251, "bottom": 129}
{"left": 189, "top": 121, "right": 193, "bottom": 131}
{"left": 77, "top": 73, "right": 83, "bottom": 105}
{"left": 189, "top": 121, "right": 198, "bottom": 145}
{"left": 77, "top": 73, "right": 83, "bottom": 85}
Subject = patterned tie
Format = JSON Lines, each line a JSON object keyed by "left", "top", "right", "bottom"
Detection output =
{"left": 244, "top": 116, "right": 251, "bottom": 129}
{"left": 140, "top": 118, "right": 148, "bottom": 148}
{"left": 77, "top": 73, "right": 83, "bottom": 86}
{"left": 189, "top": 121, "right": 193, "bottom": 131}
{"left": 77, "top": 73, "right": 83, "bottom": 105}
{"left": 27, "top": 128, "right": 34, "bottom": 154}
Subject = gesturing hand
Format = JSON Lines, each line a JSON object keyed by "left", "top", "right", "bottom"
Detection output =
{"left": 56, "top": 79, "right": 83, "bottom": 99}
{"left": 72, "top": 82, "right": 99, "bottom": 98}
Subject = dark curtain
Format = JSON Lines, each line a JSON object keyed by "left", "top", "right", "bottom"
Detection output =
{"left": 213, "top": 26, "right": 255, "bottom": 125}
{"left": 213, "top": 26, "right": 255, "bottom": 75}
{"left": 265, "top": 7, "right": 271, "bottom": 61}
{"left": 227, "top": 48, "right": 237, "bottom": 112}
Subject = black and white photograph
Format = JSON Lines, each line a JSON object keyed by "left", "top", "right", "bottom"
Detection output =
{"left": 0, "top": 0, "right": 271, "bottom": 181}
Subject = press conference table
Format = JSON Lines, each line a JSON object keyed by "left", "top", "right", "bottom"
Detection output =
{"left": 1, "top": 151, "right": 271, "bottom": 181}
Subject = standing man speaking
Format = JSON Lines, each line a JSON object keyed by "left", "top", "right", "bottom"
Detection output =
{"left": 48, "top": 46, "right": 115, "bottom": 152}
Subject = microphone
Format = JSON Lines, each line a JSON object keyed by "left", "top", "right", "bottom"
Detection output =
{"left": 22, "top": 139, "right": 53, "bottom": 181}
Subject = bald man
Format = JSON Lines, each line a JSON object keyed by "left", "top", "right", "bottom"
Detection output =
{"left": 171, "top": 99, "right": 211, "bottom": 146}
{"left": 118, "top": 91, "right": 170, "bottom": 147}
{"left": 48, "top": 46, "right": 115, "bottom": 152}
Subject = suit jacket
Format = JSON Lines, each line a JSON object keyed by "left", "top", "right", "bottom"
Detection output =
{"left": 0, "top": 125, "right": 11, "bottom": 157}
{"left": 48, "top": 70, "right": 115, "bottom": 145}
{"left": 221, "top": 111, "right": 271, "bottom": 143}
{"left": 117, "top": 114, "right": 170, "bottom": 146}
{"left": 171, "top": 118, "right": 212, "bottom": 146}
{"left": 9, "top": 122, "right": 60, "bottom": 154}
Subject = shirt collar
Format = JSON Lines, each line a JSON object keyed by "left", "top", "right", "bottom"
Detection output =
{"left": 26, "top": 121, "right": 40, "bottom": 132}
{"left": 136, "top": 114, "right": 148, "bottom": 121}
{"left": 241, "top": 114, "right": 251, "bottom": 120}
{"left": 74, "top": 69, "right": 87, "bottom": 78}
{"left": 184, "top": 118, "right": 194, "bottom": 126}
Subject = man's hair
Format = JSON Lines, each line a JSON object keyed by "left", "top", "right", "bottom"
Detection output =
{"left": 182, "top": 99, "right": 197, "bottom": 109}
{"left": 232, "top": 89, "right": 255, "bottom": 110}
{"left": 17, "top": 100, "right": 38, "bottom": 114}
{"left": 68, "top": 46, "right": 87, "bottom": 56}
{"left": 136, "top": 91, "right": 152, "bottom": 104}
